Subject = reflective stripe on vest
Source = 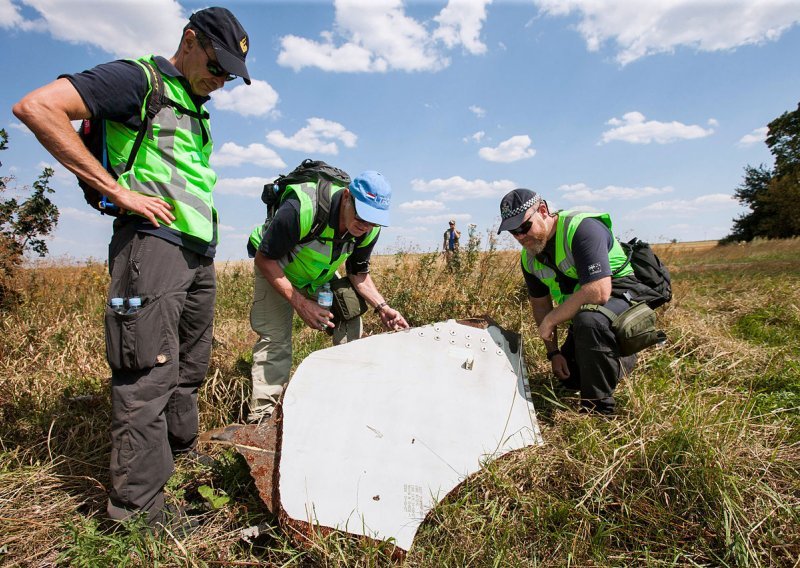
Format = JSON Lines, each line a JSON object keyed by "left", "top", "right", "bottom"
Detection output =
{"left": 522, "top": 211, "right": 632, "bottom": 305}
{"left": 105, "top": 56, "right": 217, "bottom": 244}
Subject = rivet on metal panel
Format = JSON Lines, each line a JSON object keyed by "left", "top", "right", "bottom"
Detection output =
{"left": 434, "top": 335, "right": 440, "bottom": 341}
{"left": 449, "top": 339, "right": 456, "bottom": 345}
{"left": 496, "top": 349, "right": 503, "bottom": 355}
{"left": 449, "top": 330, "right": 456, "bottom": 336}
{"left": 419, "top": 331, "right": 425, "bottom": 336}
{"left": 434, "top": 325, "right": 441, "bottom": 332}
{"left": 480, "top": 338, "right": 487, "bottom": 343}
{"left": 465, "top": 334, "right": 472, "bottom": 339}
{"left": 465, "top": 343, "right": 471, "bottom": 348}
{"left": 481, "top": 347, "right": 487, "bottom": 352}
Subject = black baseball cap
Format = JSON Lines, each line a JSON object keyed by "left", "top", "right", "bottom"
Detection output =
{"left": 497, "top": 188, "right": 540, "bottom": 234}
{"left": 189, "top": 7, "right": 251, "bottom": 84}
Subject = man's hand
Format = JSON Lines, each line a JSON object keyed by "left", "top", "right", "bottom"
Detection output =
{"left": 551, "top": 353, "right": 570, "bottom": 380}
{"left": 378, "top": 306, "right": 409, "bottom": 331}
{"left": 111, "top": 189, "right": 175, "bottom": 226}
{"left": 295, "top": 297, "right": 335, "bottom": 331}
{"left": 538, "top": 313, "right": 557, "bottom": 342}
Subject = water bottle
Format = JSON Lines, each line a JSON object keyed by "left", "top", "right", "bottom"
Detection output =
{"left": 126, "top": 296, "right": 142, "bottom": 315}
{"left": 317, "top": 283, "right": 333, "bottom": 309}
{"left": 317, "top": 283, "right": 333, "bottom": 329}
{"left": 110, "top": 297, "right": 125, "bottom": 314}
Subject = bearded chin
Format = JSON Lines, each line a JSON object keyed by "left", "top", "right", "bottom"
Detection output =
{"left": 526, "top": 239, "right": 547, "bottom": 256}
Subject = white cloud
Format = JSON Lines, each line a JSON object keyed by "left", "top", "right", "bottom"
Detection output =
{"left": 212, "top": 80, "right": 280, "bottom": 118}
{"left": 277, "top": 0, "right": 491, "bottom": 72}
{"left": 412, "top": 176, "right": 517, "bottom": 201}
{"left": 408, "top": 213, "right": 472, "bottom": 225}
{"left": 534, "top": 0, "right": 800, "bottom": 65}
{"left": 738, "top": 126, "right": 768, "bottom": 147}
{"left": 478, "top": 135, "right": 536, "bottom": 162}
{"left": 600, "top": 111, "right": 715, "bottom": 144}
{"left": 215, "top": 176, "right": 273, "bottom": 198}
{"left": 7, "top": 121, "right": 31, "bottom": 134}
{"left": 59, "top": 206, "right": 108, "bottom": 226}
{"left": 266, "top": 118, "right": 357, "bottom": 155}
{"left": 558, "top": 182, "right": 674, "bottom": 202}
{"left": 633, "top": 193, "right": 738, "bottom": 217}
{"left": 433, "top": 0, "right": 491, "bottom": 55}
{"left": 212, "top": 142, "right": 286, "bottom": 169}
{"left": 469, "top": 105, "right": 486, "bottom": 118}
{"left": 398, "top": 200, "right": 446, "bottom": 212}
{"left": 463, "top": 131, "right": 485, "bottom": 143}
{"left": 5, "top": 0, "right": 184, "bottom": 58}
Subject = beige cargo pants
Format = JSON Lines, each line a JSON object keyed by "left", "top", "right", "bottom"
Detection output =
{"left": 248, "top": 264, "right": 362, "bottom": 421}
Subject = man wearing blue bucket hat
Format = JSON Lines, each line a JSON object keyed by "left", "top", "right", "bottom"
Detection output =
{"left": 245, "top": 168, "right": 409, "bottom": 423}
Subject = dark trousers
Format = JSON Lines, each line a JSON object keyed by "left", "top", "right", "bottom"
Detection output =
{"left": 560, "top": 297, "right": 636, "bottom": 414}
{"left": 104, "top": 222, "right": 215, "bottom": 522}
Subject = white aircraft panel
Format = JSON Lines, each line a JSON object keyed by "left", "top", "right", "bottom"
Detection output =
{"left": 279, "top": 319, "right": 542, "bottom": 551}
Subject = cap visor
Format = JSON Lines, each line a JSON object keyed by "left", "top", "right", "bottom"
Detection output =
{"left": 212, "top": 43, "right": 251, "bottom": 84}
{"left": 497, "top": 212, "right": 525, "bottom": 234}
{"left": 353, "top": 201, "right": 390, "bottom": 227}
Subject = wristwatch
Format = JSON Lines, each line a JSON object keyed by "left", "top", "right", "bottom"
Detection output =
{"left": 546, "top": 349, "right": 561, "bottom": 361}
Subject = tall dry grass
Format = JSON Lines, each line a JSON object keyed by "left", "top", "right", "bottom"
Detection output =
{"left": 0, "top": 239, "right": 798, "bottom": 567}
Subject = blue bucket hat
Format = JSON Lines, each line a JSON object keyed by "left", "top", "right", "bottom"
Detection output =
{"left": 349, "top": 171, "right": 392, "bottom": 226}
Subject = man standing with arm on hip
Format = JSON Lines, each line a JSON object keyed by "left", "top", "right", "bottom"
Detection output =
{"left": 246, "top": 171, "right": 410, "bottom": 423}
{"left": 497, "top": 188, "right": 647, "bottom": 415}
{"left": 13, "top": 7, "right": 251, "bottom": 528}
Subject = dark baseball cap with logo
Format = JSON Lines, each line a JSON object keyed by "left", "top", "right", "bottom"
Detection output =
{"left": 497, "top": 188, "right": 541, "bottom": 234}
{"left": 189, "top": 7, "right": 251, "bottom": 84}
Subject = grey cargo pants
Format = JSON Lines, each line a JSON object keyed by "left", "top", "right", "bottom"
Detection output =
{"left": 105, "top": 222, "right": 215, "bottom": 523}
{"left": 559, "top": 296, "right": 637, "bottom": 414}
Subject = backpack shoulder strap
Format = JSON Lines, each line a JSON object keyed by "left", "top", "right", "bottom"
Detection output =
{"left": 123, "top": 60, "right": 165, "bottom": 173}
{"left": 579, "top": 303, "right": 618, "bottom": 323}
{"left": 299, "top": 179, "right": 333, "bottom": 244}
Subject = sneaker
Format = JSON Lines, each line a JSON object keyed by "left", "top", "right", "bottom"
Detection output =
{"left": 246, "top": 407, "right": 273, "bottom": 424}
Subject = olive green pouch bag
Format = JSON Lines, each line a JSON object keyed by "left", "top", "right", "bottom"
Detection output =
{"left": 329, "top": 276, "right": 368, "bottom": 322}
{"left": 581, "top": 302, "right": 667, "bottom": 356}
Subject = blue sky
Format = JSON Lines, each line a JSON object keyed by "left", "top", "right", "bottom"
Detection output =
{"left": 2, "top": 0, "right": 799, "bottom": 262}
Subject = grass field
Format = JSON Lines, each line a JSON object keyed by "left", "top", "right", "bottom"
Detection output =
{"left": 0, "top": 238, "right": 798, "bottom": 567}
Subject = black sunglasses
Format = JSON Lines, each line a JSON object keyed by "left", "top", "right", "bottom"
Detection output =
{"left": 201, "top": 43, "right": 235, "bottom": 82}
{"left": 351, "top": 196, "right": 375, "bottom": 226}
{"left": 509, "top": 218, "right": 533, "bottom": 236}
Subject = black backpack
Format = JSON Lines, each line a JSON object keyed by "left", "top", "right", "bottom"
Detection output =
{"left": 77, "top": 60, "right": 166, "bottom": 216}
{"left": 261, "top": 159, "right": 351, "bottom": 243}
{"left": 614, "top": 238, "right": 672, "bottom": 309}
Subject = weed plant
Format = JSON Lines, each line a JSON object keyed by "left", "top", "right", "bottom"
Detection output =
{"left": 0, "top": 240, "right": 798, "bottom": 566}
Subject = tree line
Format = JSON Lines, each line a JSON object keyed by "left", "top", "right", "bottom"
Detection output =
{"left": 722, "top": 101, "right": 800, "bottom": 243}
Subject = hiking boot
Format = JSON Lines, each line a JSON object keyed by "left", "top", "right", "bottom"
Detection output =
{"left": 153, "top": 504, "right": 201, "bottom": 539}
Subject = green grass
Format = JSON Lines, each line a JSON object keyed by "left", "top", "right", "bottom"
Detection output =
{"left": 0, "top": 240, "right": 798, "bottom": 566}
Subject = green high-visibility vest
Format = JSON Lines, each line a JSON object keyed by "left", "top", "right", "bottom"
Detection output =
{"left": 105, "top": 56, "right": 217, "bottom": 244}
{"left": 522, "top": 211, "right": 632, "bottom": 305}
{"left": 250, "top": 182, "right": 380, "bottom": 293}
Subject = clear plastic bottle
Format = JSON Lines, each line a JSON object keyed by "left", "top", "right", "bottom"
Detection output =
{"left": 317, "top": 283, "right": 333, "bottom": 309}
{"left": 126, "top": 296, "right": 142, "bottom": 314}
{"left": 110, "top": 297, "right": 125, "bottom": 314}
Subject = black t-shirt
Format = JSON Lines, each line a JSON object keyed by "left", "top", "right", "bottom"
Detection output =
{"left": 523, "top": 217, "right": 614, "bottom": 298}
{"left": 257, "top": 190, "right": 377, "bottom": 275}
{"left": 62, "top": 57, "right": 216, "bottom": 258}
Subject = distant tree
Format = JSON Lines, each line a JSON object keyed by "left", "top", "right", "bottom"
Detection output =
{"left": 0, "top": 129, "right": 60, "bottom": 306}
{"left": 722, "top": 102, "right": 800, "bottom": 243}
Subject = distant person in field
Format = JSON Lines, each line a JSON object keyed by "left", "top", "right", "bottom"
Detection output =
{"left": 497, "top": 189, "right": 655, "bottom": 415}
{"left": 442, "top": 219, "right": 461, "bottom": 263}
{"left": 13, "top": 7, "right": 252, "bottom": 530}
{"left": 245, "top": 170, "right": 410, "bottom": 423}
